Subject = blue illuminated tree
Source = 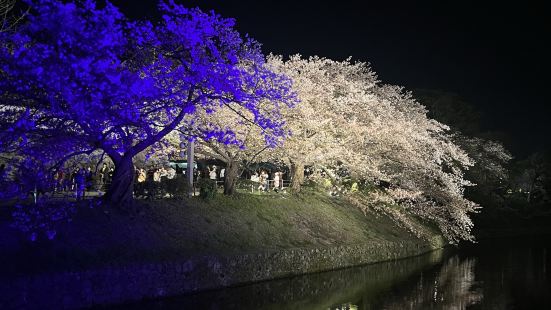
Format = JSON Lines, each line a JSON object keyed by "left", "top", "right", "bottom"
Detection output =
{"left": 0, "top": 0, "right": 295, "bottom": 208}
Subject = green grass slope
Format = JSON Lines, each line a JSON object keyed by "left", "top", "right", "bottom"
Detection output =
{"left": 0, "top": 188, "right": 436, "bottom": 276}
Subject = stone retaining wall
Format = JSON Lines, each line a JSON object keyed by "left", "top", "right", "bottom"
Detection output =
{"left": 0, "top": 237, "right": 444, "bottom": 309}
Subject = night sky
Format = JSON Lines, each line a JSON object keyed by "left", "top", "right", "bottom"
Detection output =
{"left": 113, "top": 0, "right": 550, "bottom": 157}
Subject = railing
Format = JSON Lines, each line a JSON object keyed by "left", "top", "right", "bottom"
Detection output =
{"left": 9, "top": 176, "right": 293, "bottom": 203}
{"left": 239, "top": 179, "right": 290, "bottom": 192}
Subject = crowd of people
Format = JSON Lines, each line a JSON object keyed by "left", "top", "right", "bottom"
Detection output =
{"left": 200, "top": 165, "right": 287, "bottom": 192}
{"left": 250, "top": 170, "right": 285, "bottom": 192}
{"left": 135, "top": 166, "right": 177, "bottom": 184}
{"left": 50, "top": 163, "right": 114, "bottom": 200}
{"left": 138, "top": 164, "right": 288, "bottom": 193}
{"left": 6, "top": 160, "right": 290, "bottom": 201}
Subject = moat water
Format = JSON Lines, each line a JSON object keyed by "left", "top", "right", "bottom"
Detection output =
{"left": 108, "top": 235, "right": 550, "bottom": 309}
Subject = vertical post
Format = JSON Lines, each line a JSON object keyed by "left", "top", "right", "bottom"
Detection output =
{"left": 187, "top": 140, "right": 194, "bottom": 198}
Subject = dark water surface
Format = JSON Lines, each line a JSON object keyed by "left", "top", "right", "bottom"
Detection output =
{"left": 107, "top": 235, "right": 550, "bottom": 309}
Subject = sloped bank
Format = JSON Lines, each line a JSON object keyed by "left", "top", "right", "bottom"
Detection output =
{"left": 0, "top": 190, "right": 445, "bottom": 309}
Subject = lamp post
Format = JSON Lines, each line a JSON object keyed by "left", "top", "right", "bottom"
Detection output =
{"left": 187, "top": 140, "right": 194, "bottom": 198}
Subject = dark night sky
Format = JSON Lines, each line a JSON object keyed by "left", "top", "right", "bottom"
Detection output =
{"left": 113, "top": 0, "right": 550, "bottom": 157}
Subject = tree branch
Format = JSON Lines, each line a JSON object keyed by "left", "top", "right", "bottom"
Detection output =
{"left": 130, "top": 87, "right": 198, "bottom": 156}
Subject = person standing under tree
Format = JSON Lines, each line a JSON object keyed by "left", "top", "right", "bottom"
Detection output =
{"left": 153, "top": 168, "right": 161, "bottom": 182}
{"left": 209, "top": 165, "right": 217, "bottom": 181}
{"left": 219, "top": 167, "right": 225, "bottom": 182}
{"left": 166, "top": 166, "right": 176, "bottom": 179}
{"left": 75, "top": 168, "right": 86, "bottom": 200}
{"left": 273, "top": 171, "right": 280, "bottom": 192}
{"left": 108, "top": 167, "right": 114, "bottom": 184}
{"left": 0, "top": 164, "right": 6, "bottom": 191}
{"left": 85, "top": 167, "right": 93, "bottom": 193}
{"left": 99, "top": 163, "right": 108, "bottom": 193}
{"left": 262, "top": 170, "right": 269, "bottom": 191}
{"left": 137, "top": 168, "right": 146, "bottom": 183}
{"left": 258, "top": 170, "right": 268, "bottom": 192}
{"left": 0, "top": 164, "right": 5, "bottom": 180}
{"left": 251, "top": 171, "right": 259, "bottom": 192}
{"left": 70, "top": 168, "right": 78, "bottom": 191}
{"left": 53, "top": 169, "right": 64, "bottom": 193}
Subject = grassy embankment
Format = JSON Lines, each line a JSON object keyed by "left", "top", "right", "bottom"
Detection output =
{"left": 0, "top": 186, "right": 440, "bottom": 276}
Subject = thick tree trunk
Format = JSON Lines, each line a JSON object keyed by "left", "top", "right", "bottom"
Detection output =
{"left": 223, "top": 161, "right": 239, "bottom": 195}
{"left": 104, "top": 155, "right": 135, "bottom": 210}
{"left": 290, "top": 161, "right": 305, "bottom": 193}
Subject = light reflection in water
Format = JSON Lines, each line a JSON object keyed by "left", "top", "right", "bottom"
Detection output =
{"left": 332, "top": 255, "right": 482, "bottom": 310}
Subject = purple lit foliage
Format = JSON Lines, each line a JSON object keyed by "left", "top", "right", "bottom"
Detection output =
{"left": 11, "top": 199, "right": 76, "bottom": 241}
{"left": 0, "top": 0, "right": 296, "bottom": 207}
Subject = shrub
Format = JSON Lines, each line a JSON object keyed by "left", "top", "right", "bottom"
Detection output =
{"left": 163, "top": 175, "right": 188, "bottom": 199}
{"left": 11, "top": 199, "right": 76, "bottom": 241}
{"left": 133, "top": 181, "right": 146, "bottom": 198}
{"left": 198, "top": 178, "right": 217, "bottom": 200}
{"left": 141, "top": 180, "right": 165, "bottom": 199}
{"left": 236, "top": 179, "right": 258, "bottom": 191}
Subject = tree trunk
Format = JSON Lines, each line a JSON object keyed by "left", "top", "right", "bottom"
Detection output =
{"left": 223, "top": 161, "right": 239, "bottom": 195}
{"left": 104, "top": 155, "right": 135, "bottom": 210}
{"left": 290, "top": 161, "right": 304, "bottom": 193}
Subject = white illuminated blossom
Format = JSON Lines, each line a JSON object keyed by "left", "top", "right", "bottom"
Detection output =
{"left": 269, "top": 55, "right": 478, "bottom": 242}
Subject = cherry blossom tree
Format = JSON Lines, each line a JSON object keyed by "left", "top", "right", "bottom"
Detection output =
{"left": 266, "top": 55, "right": 369, "bottom": 192}
{"left": 1, "top": 0, "right": 20, "bottom": 33}
{"left": 0, "top": 0, "right": 295, "bottom": 208}
{"left": 458, "top": 136, "right": 512, "bottom": 204}
{"left": 413, "top": 90, "right": 513, "bottom": 209}
{"left": 191, "top": 100, "right": 292, "bottom": 195}
{"left": 269, "top": 55, "right": 477, "bottom": 242}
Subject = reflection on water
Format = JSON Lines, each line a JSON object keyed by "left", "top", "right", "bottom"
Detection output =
{"left": 467, "top": 237, "right": 551, "bottom": 310}
{"left": 108, "top": 250, "right": 445, "bottom": 310}
{"left": 109, "top": 236, "right": 551, "bottom": 310}
{"left": 345, "top": 255, "right": 483, "bottom": 310}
